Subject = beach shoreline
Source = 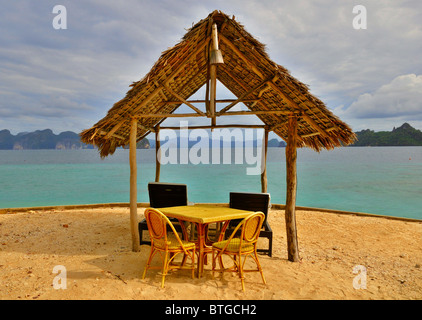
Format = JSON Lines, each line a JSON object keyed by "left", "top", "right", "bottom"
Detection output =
{"left": 1, "top": 205, "right": 421, "bottom": 300}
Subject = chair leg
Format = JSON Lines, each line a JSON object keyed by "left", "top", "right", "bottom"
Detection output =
{"left": 191, "top": 249, "right": 196, "bottom": 279}
{"left": 218, "top": 254, "right": 225, "bottom": 270}
{"left": 212, "top": 249, "right": 224, "bottom": 277}
{"left": 161, "top": 251, "right": 169, "bottom": 288}
{"left": 238, "top": 255, "right": 245, "bottom": 292}
{"left": 181, "top": 253, "right": 188, "bottom": 266}
{"left": 254, "top": 250, "right": 266, "bottom": 285}
{"left": 268, "top": 235, "right": 273, "bottom": 257}
{"left": 142, "top": 246, "right": 155, "bottom": 279}
{"left": 212, "top": 249, "right": 216, "bottom": 277}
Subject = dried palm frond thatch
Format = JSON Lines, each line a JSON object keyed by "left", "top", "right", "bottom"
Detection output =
{"left": 80, "top": 10, "right": 356, "bottom": 157}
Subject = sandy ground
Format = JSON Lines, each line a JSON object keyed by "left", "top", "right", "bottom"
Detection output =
{"left": 0, "top": 206, "right": 421, "bottom": 300}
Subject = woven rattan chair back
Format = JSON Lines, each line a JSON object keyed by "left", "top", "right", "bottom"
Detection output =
{"left": 242, "top": 213, "right": 262, "bottom": 243}
{"left": 148, "top": 209, "right": 166, "bottom": 240}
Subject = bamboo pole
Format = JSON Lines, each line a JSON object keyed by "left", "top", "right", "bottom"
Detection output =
{"left": 155, "top": 127, "right": 161, "bottom": 182}
{"left": 261, "top": 128, "right": 269, "bottom": 193}
{"left": 163, "top": 99, "right": 258, "bottom": 105}
{"left": 159, "top": 124, "right": 266, "bottom": 130}
{"left": 135, "top": 110, "right": 290, "bottom": 119}
{"left": 129, "top": 119, "right": 140, "bottom": 252}
{"left": 285, "top": 115, "right": 300, "bottom": 262}
{"left": 209, "top": 23, "right": 223, "bottom": 127}
{"left": 163, "top": 84, "right": 206, "bottom": 116}
{"left": 205, "top": 59, "right": 211, "bottom": 116}
{"left": 217, "top": 76, "right": 273, "bottom": 115}
{"left": 209, "top": 65, "right": 216, "bottom": 126}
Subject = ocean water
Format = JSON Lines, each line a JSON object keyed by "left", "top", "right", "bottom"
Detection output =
{"left": 0, "top": 147, "right": 421, "bottom": 220}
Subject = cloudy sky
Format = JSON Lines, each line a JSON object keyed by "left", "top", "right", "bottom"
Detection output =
{"left": 1, "top": 0, "right": 421, "bottom": 135}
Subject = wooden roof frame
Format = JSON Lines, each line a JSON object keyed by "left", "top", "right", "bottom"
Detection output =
{"left": 80, "top": 11, "right": 357, "bottom": 260}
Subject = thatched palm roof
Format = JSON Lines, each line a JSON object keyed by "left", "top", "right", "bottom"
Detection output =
{"left": 80, "top": 10, "right": 356, "bottom": 157}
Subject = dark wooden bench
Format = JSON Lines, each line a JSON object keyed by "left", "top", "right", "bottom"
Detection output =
{"left": 139, "top": 182, "right": 187, "bottom": 245}
{"left": 229, "top": 192, "right": 273, "bottom": 257}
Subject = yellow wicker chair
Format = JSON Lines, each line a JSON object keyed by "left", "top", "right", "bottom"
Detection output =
{"left": 212, "top": 212, "right": 266, "bottom": 291}
{"left": 142, "top": 208, "right": 195, "bottom": 288}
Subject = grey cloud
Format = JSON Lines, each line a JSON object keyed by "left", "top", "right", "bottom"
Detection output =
{"left": 0, "top": 0, "right": 421, "bottom": 134}
{"left": 342, "top": 74, "right": 422, "bottom": 119}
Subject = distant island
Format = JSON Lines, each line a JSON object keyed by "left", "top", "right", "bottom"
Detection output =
{"left": 352, "top": 123, "right": 422, "bottom": 146}
{"left": 0, "top": 129, "right": 149, "bottom": 150}
{"left": 0, "top": 123, "right": 421, "bottom": 150}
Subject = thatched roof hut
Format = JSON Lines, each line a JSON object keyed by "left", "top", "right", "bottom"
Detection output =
{"left": 80, "top": 10, "right": 356, "bottom": 157}
{"left": 80, "top": 11, "right": 356, "bottom": 259}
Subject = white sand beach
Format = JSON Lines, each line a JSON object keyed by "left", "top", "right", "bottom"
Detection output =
{"left": 0, "top": 205, "right": 421, "bottom": 300}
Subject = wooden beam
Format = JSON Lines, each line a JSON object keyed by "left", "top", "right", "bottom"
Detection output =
{"left": 137, "top": 123, "right": 155, "bottom": 132}
{"left": 159, "top": 124, "right": 266, "bottom": 130}
{"left": 104, "top": 120, "right": 125, "bottom": 139}
{"left": 205, "top": 57, "right": 211, "bottom": 116}
{"left": 261, "top": 128, "right": 269, "bottom": 193}
{"left": 300, "top": 131, "right": 320, "bottom": 138}
{"left": 216, "top": 66, "right": 295, "bottom": 142}
{"left": 163, "top": 99, "right": 258, "bottom": 105}
{"left": 163, "top": 84, "right": 206, "bottom": 116}
{"left": 135, "top": 110, "right": 290, "bottom": 119}
{"left": 136, "top": 112, "right": 203, "bottom": 119}
{"left": 285, "top": 115, "right": 300, "bottom": 262}
{"left": 129, "top": 119, "right": 140, "bottom": 252}
{"left": 155, "top": 127, "right": 161, "bottom": 182}
{"left": 300, "top": 126, "right": 336, "bottom": 138}
{"left": 99, "top": 130, "right": 125, "bottom": 141}
{"left": 268, "top": 119, "right": 289, "bottom": 132}
{"left": 219, "top": 110, "right": 291, "bottom": 116}
{"left": 217, "top": 77, "right": 272, "bottom": 115}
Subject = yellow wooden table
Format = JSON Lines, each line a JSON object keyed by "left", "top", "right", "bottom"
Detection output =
{"left": 158, "top": 204, "right": 254, "bottom": 277}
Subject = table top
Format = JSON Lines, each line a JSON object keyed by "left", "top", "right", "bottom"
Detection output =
{"left": 157, "top": 204, "right": 254, "bottom": 224}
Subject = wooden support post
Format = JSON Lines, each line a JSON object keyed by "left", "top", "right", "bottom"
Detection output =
{"left": 205, "top": 61, "right": 210, "bottom": 117}
{"left": 129, "top": 119, "right": 140, "bottom": 252}
{"left": 261, "top": 128, "right": 269, "bottom": 193}
{"left": 285, "top": 115, "right": 300, "bottom": 262}
{"left": 155, "top": 127, "right": 161, "bottom": 182}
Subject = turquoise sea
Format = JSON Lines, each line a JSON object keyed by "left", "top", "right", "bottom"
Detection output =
{"left": 0, "top": 147, "right": 421, "bottom": 220}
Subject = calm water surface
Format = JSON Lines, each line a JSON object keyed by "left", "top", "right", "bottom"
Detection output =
{"left": 0, "top": 147, "right": 421, "bottom": 220}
